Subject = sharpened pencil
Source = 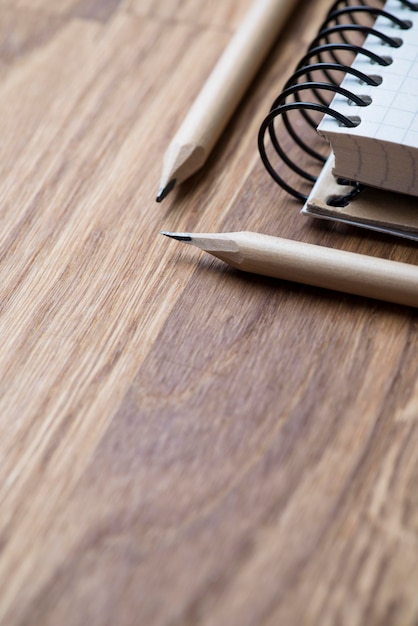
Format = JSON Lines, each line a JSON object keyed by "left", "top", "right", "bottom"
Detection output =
{"left": 161, "top": 230, "right": 418, "bottom": 307}
{"left": 156, "top": 0, "right": 300, "bottom": 202}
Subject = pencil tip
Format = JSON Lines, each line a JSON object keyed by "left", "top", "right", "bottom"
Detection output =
{"left": 155, "top": 179, "right": 176, "bottom": 202}
{"left": 160, "top": 231, "right": 192, "bottom": 242}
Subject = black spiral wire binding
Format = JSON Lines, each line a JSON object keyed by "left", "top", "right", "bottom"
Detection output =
{"left": 258, "top": 0, "right": 417, "bottom": 203}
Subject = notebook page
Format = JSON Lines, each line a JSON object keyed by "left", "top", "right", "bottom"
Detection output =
{"left": 317, "top": 0, "right": 418, "bottom": 195}
{"left": 302, "top": 154, "right": 418, "bottom": 241}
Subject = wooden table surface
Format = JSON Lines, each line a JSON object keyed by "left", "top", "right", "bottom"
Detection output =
{"left": 2, "top": 0, "right": 418, "bottom": 624}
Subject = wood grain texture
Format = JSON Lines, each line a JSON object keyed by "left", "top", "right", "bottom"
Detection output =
{"left": 1, "top": 1, "right": 418, "bottom": 625}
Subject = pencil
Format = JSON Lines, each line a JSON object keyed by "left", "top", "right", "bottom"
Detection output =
{"left": 161, "top": 230, "right": 418, "bottom": 307}
{"left": 156, "top": 0, "right": 300, "bottom": 202}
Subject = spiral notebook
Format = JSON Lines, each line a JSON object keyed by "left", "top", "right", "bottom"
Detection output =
{"left": 258, "top": 0, "right": 418, "bottom": 239}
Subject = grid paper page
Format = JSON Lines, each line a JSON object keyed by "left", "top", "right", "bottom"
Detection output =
{"left": 317, "top": 0, "right": 418, "bottom": 195}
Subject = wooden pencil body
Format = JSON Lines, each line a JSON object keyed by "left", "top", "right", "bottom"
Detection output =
{"left": 207, "top": 232, "right": 418, "bottom": 307}
{"left": 159, "top": 0, "right": 300, "bottom": 188}
{"left": 176, "top": 0, "right": 298, "bottom": 153}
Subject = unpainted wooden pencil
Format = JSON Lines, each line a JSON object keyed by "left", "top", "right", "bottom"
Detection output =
{"left": 156, "top": 0, "right": 301, "bottom": 202}
{"left": 161, "top": 230, "right": 418, "bottom": 307}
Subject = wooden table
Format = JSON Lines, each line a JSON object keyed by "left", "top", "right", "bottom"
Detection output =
{"left": 2, "top": 1, "right": 418, "bottom": 624}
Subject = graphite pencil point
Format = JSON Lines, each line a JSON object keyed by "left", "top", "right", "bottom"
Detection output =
{"left": 160, "top": 231, "right": 192, "bottom": 242}
{"left": 155, "top": 179, "right": 176, "bottom": 203}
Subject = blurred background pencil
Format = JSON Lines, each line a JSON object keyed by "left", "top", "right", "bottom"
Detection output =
{"left": 156, "top": 0, "right": 301, "bottom": 202}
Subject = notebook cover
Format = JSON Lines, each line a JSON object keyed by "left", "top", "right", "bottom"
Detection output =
{"left": 302, "top": 155, "right": 418, "bottom": 242}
